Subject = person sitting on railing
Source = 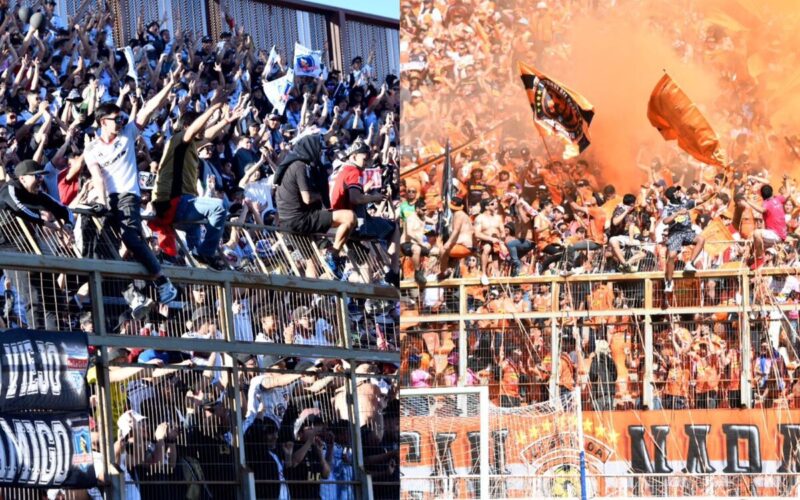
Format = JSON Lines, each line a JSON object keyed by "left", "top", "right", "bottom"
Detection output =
{"left": 331, "top": 137, "right": 400, "bottom": 284}
{"left": 274, "top": 134, "right": 356, "bottom": 277}
{"left": 661, "top": 184, "right": 716, "bottom": 294}
{"left": 739, "top": 181, "right": 788, "bottom": 270}
{"left": 150, "top": 101, "right": 244, "bottom": 270}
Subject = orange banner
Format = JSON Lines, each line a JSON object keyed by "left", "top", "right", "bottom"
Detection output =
{"left": 401, "top": 408, "right": 800, "bottom": 471}
{"left": 647, "top": 74, "right": 726, "bottom": 167}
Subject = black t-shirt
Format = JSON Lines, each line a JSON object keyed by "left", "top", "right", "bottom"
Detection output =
{"left": 284, "top": 441, "right": 324, "bottom": 499}
{"left": 276, "top": 161, "right": 318, "bottom": 221}
{"left": 467, "top": 182, "right": 488, "bottom": 207}
{"left": 608, "top": 204, "right": 628, "bottom": 237}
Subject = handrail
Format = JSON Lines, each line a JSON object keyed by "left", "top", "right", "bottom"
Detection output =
{"left": 400, "top": 264, "right": 797, "bottom": 289}
{"left": 0, "top": 249, "right": 397, "bottom": 299}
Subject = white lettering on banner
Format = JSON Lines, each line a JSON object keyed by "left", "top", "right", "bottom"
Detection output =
{"left": 47, "top": 342, "right": 61, "bottom": 395}
{"left": 53, "top": 421, "right": 70, "bottom": 485}
{"left": 24, "top": 342, "right": 37, "bottom": 396}
{"left": 24, "top": 421, "right": 39, "bottom": 485}
{"left": 0, "top": 418, "right": 70, "bottom": 486}
{"left": 5, "top": 343, "right": 19, "bottom": 399}
{"left": 3, "top": 341, "right": 63, "bottom": 401}
{"left": 0, "top": 419, "right": 17, "bottom": 481}
{"left": 35, "top": 421, "right": 56, "bottom": 485}
{"left": 13, "top": 420, "right": 30, "bottom": 483}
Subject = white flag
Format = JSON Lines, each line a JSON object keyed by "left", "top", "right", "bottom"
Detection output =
{"left": 123, "top": 46, "right": 138, "bottom": 86}
{"left": 263, "top": 45, "right": 280, "bottom": 79}
{"left": 264, "top": 69, "right": 294, "bottom": 115}
{"left": 293, "top": 42, "right": 322, "bottom": 78}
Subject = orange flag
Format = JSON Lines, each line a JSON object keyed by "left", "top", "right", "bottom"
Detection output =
{"left": 647, "top": 73, "right": 726, "bottom": 167}
{"left": 519, "top": 62, "right": 594, "bottom": 159}
{"left": 701, "top": 217, "right": 734, "bottom": 258}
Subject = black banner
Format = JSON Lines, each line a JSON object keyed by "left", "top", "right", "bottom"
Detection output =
{"left": 0, "top": 412, "right": 97, "bottom": 488}
{"left": 0, "top": 329, "right": 89, "bottom": 412}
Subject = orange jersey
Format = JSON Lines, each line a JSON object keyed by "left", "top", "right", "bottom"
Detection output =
{"left": 500, "top": 359, "right": 521, "bottom": 398}
{"left": 664, "top": 366, "right": 689, "bottom": 398}
{"left": 558, "top": 353, "right": 575, "bottom": 390}
{"left": 695, "top": 359, "right": 720, "bottom": 393}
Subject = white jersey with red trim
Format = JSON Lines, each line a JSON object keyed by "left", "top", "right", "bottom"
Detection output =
{"left": 84, "top": 122, "right": 141, "bottom": 196}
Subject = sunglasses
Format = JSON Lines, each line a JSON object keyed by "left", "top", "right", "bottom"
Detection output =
{"left": 103, "top": 115, "right": 124, "bottom": 125}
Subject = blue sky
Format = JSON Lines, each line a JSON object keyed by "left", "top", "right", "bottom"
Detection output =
{"left": 302, "top": 0, "right": 399, "bottom": 20}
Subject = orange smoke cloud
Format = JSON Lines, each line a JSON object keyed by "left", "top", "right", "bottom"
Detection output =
{"left": 545, "top": 12, "right": 720, "bottom": 191}
{"left": 403, "top": 0, "right": 800, "bottom": 190}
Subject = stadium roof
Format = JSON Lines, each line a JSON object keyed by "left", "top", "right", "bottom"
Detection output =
{"left": 301, "top": 0, "right": 399, "bottom": 21}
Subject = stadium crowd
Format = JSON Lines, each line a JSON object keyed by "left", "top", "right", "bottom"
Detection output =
{"left": 400, "top": 0, "right": 800, "bottom": 412}
{"left": 0, "top": 1, "right": 400, "bottom": 499}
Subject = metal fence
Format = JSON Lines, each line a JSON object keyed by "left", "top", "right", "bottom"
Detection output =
{"left": 0, "top": 213, "right": 398, "bottom": 498}
{"left": 400, "top": 267, "right": 800, "bottom": 412}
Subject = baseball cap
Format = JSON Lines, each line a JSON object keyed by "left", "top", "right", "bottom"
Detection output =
{"left": 14, "top": 160, "right": 46, "bottom": 177}
{"left": 346, "top": 138, "right": 370, "bottom": 157}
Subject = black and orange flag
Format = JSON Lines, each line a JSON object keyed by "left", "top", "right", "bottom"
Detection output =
{"left": 647, "top": 73, "right": 726, "bottom": 167}
{"left": 518, "top": 62, "right": 594, "bottom": 159}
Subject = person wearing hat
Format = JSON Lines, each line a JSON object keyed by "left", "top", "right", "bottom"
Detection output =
{"left": 662, "top": 184, "right": 716, "bottom": 293}
{"left": 0, "top": 159, "right": 74, "bottom": 230}
{"left": 244, "top": 415, "right": 289, "bottom": 499}
{"left": 330, "top": 137, "right": 399, "bottom": 282}
{"left": 0, "top": 159, "right": 76, "bottom": 330}
{"left": 437, "top": 196, "right": 475, "bottom": 280}
{"left": 84, "top": 77, "right": 179, "bottom": 304}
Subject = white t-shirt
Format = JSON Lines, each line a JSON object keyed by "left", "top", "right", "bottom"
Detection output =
{"left": 84, "top": 122, "right": 141, "bottom": 196}
{"left": 244, "top": 376, "right": 297, "bottom": 430}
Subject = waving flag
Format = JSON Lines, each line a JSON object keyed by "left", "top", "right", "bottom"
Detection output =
{"left": 518, "top": 61, "right": 595, "bottom": 159}
{"left": 647, "top": 73, "right": 726, "bottom": 167}
{"left": 293, "top": 42, "right": 323, "bottom": 78}
{"left": 264, "top": 69, "right": 294, "bottom": 115}
{"left": 263, "top": 45, "right": 280, "bottom": 80}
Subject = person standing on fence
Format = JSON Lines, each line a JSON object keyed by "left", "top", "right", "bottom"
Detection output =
{"left": 151, "top": 101, "right": 242, "bottom": 269}
{"left": 84, "top": 81, "right": 178, "bottom": 305}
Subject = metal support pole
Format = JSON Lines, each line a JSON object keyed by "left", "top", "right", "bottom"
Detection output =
{"left": 550, "top": 316, "right": 560, "bottom": 403}
{"left": 576, "top": 385, "right": 588, "bottom": 500}
{"left": 341, "top": 292, "right": 369, "bottom": 500}
{"left": 337, "top": 292, "right": 352, "bottom": 348}
{"left": 458, "top": 283, "right": 468, "bottom": 386}
{"left": 479, "top": 386, "right": 490, "bottom": 500}
{"left": 741, "top": 274, "right": 752, "bottom": 408}
{"left": 221, "top": 282, "right": 255, "bottom": 500}
{"left": 89, "top": 271, "right": 122, "bottom": 500}
{"left": 643, "top": 313, "right": 654, "bottom": 409}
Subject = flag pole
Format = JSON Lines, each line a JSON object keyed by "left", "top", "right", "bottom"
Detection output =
{"left": 534, "top": 124, "right": 558, "bottom": 164}
{"left": 575, "top": 384, "right": 588, "bottom": 500}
